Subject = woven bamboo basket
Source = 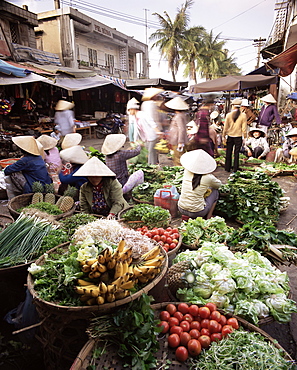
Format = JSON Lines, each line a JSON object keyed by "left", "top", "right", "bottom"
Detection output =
{"left": 70, "top": 302, "right": 295, "bottom": 370}
{"left": 27, "top": 241, "right": 168, "bottom": 370}
{"left": 132, "top": 196, "right": 154, "bottom": 205}
{"left": 118, "top": 205, "right": 171, "bottom": 230}
{"left": 0, "top": 213, "right": 14, "bottom": 230}
{"left": 8, "top": 193, "right": 76, "bottom": 220}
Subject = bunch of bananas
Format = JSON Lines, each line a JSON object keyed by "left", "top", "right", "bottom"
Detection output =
{"left": 75, "top": 240, "right": 165, "bottom": 305}
{"left": 154, "top": 139, "right": 170, "bottom": 154}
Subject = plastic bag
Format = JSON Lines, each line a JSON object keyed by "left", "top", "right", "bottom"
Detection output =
{"left": 154, "top": 185, "right": 179, "bottom": 200}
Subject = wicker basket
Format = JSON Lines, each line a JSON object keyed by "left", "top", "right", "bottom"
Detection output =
{"left": 0, "top": 213, "right": 14, "bottom": 230}
{"left": 118, "top": 205, "right": 171, "bottom": 230}
{"left": 132, "top": 196, "right": 154, "bottom": 205}
{"left": 70, "top": 302, "right": 295, "bottom": 370}
{"left": 27, "top": 242, "right": 168, "bottom": 370}
{"left": 8, "top": 193, "right": 76, "bottom": 220}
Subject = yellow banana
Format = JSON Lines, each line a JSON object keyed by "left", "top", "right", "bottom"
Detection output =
{"left": 122, "top": 272, "right": 133, "bottom": 282}
{"left": 91, "top": 261, "right": 99, "bottom": 271}
{"left": 111, "top": 276, "right": 124, "bottom": 289}
{"left": 121, "top": 261, "right": 129, "bottom": 275}
{"left": 79, "top": 260, "right": 86, "bottom": 266}
{"left": 142, "top": 257, "right": 163, "bottom": 267}
{"left": 128, "top": 265, "right": 134, "bottom": 274}
{"left": 82, "top": 264, "right": 91, "bottom": 273}
{"left": 77, "top": 279, "right": 93, "bottom": 286}
{"left": 141, "top": 265, "right": 160, "bottom": 275}
{"left": 104, "top": 248, "right": 112, "bottom": 263}
{"left": 92, "top": 271, "right": 101, "bottom": 279}
{"left": 107, "top": 258, "right": 116, "bottom": 270}
{"left": 75, "top": 286, "right": 88, "bottom": 295}
{"left": 114, "top": 261, "right": 123, "bottom": 279}
{"left": 99, "top": 281, "right": 108, "bottom": 294}
{"left": 106, "top": 293, "right": 116, "bottom": 303}
{"left": 138, "top": 275, "right": 149, "bottom": 284}
{"left": 138, "top": 266, "right": 151, "bottom": 275}
{"left": 91, "top": 288, "right": 100, "bottom": 298}
{"left": 86, "top": 298, "right": 96, "bottom": 306}
{"left": 86, "top": 258, "right": 98, "bottom": 266}
{"left": 98, "top": 254, "right": 106, "bottom": 264}
{"left": 107, "top": 284, "right": 117, "bottom": 294}
{"left": 96, "top": 296, "right": 105, "bottom": 305}
{"left": 115, "top": 289, "right": 130, "bottom": 300}
{"left": 97, "top": 263, "right": 107, "bottom": 273}
{"left": 117, "top": 239, "right": 126, "bottom": 253}
{"left": 132, "top": 265, "right": 144, "bottom": 277}
{"left": 79, "top": 294, "right": 91, "bottom": 302}
{"left": 120, "top": 280, "right": 136, "bottom": 290}
{"left": 141, "top": 246, "right": 161, "bottom": 261}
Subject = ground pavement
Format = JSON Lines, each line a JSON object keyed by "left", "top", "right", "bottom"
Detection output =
{"left": 0, "top": 135, "right": 296, "bottom": 366}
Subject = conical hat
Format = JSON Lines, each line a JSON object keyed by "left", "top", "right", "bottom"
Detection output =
{"left": 61, "top": 133, "right": 82, "bottom": 149}
{"left": 12, "top": 136, "right": 40, "bottom": 156}
{"left": 37, "top": 135, "right": 58, "bottom": 150}
{"left": 180, "top": 149, "right": 217, "bottom": 174}
{"left": 127, "top": 98, "right": 140, "bottom": 110}
{"left": 289, "top": 147, "right": 297, "bottom": 156}
{"left": 261, "top": 94, "right": 276, "bottom": 104}
{"left": 248, "top": 128, "right": 266, "bottom": 137}
{"left": 36, "top": 140, "right": 45, "bottom": 159}
{"left": 73, "top": 156, "right": 116, "bottom": 177}
{"left": 55, "top": 100, "right": 75, "bottom": 111}
{"left": 59, "top": 145, "right": 89, "bottom": 164}
{"left": 286, "top": 128, "right": 297, "bottom": 137}
{"left": 142, "top": 87, "right": 164, "bottom": 101}
{"left": 165, "top": 96, "right": 189, "bottom": 111}
{"left": 101, "top": 134, "right": 127, "bottom": 155}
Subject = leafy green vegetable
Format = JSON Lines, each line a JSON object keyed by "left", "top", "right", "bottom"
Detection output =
{"left": 61, "top": 213, "right": 97, "bottom": 238}
{"left": 122, "top": 204, "right": 170, "bottom": 229}
{"left": 19, "top": 202, "right": 63, "bottom": 215}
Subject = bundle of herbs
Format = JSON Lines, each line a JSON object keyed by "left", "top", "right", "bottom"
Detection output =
{"left": 121, "top": 204, "right": 171, "bottom": 229}
{"left": 61, "top": 213, "right": 97, "bottom": 238}
{"left": 86, "top": 294, "right": 161, "bottom": 370}
{"left": 216, "top": 171, "right": 283, "bottom": 223}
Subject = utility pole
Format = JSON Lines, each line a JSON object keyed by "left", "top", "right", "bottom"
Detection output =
{"left": 144, "top": 8, "right": 149, "bottom": 45}
{"left": 253, "top": 37, "right": 266, "bottom": 69}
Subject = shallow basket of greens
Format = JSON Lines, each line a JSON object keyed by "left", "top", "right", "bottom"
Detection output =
{"left": 169, "top": 242, "right": 297, "bottom": 325}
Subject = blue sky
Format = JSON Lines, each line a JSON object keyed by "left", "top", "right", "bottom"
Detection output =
{"left": 9, "top": 0, "right": 276, "bottom": 81}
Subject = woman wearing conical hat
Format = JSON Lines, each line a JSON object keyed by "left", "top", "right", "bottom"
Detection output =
{"left": 54, "top": 99, "right": 76, "bottom": 137}
{"left": 73, "top": 156, "right": 129, "bottom": 218}
{"left": 243, "top": 128, "right": 270, "bottom": 160}
{"left": 37, "top": 135, "right": 62, "bottom": 175}
{"left": 256, "top": 93, "right": 281, "bottom": 133}
{"left": 4, "top": 136, "right": 52, "bottom": 199}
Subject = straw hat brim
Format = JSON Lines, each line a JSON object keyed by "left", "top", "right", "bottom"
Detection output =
{"left": 73, "top": 156, "right": 116, "bottom": 177}
{"left": 55, "top": 100, "right": 75, "bottom": 111}
{"left": 165, "top": 97, "right": 189, "bottom": 111}
{"left": 289, "top": 147, "right": 297, "bottom": 156}
{"left": 180, "top": 149, "right": 217, "bottom": 174}
{"left": 12, "top": 136, "right": 41, "bottom": 156}
{"left": 286, "top": 128, "right": 297, "bottom": 137}
{"left": 231, "top": 99, "right": 242, "bottom": 107}
{"left": 61, "top": 133, "right": 82, "bottom": 149}
{"left": 60, "top": 145, "right": 89, "bottom": 164}
{"left": 249, "top": 128, "right": 266, "bottom": 137}
{"left": 142, "top": 88, "right": 164, "bottom": 101}
{"left": 101, "top": 134, "right": 127, "bottom": 155}
{"left": 36, "top": 140, "right": 45, "bottom": 159}
{"left": 37, "top": 135, "right": 58, "bottom": 150}
{"left": 261, "top": 94, "right": 276, "bottom": 104}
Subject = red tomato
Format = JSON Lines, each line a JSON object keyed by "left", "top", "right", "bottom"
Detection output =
{"left": 219, "top": 315, "right": 227, "bottom": 326}
{"left": 170, "top": 325, "right": 183, "bottom": 336}
{"left": 178, "top": 303, "right": 189, "bottom": 314}
{"left": 187, "top": 339, "right": 202, "bottom": 357}
{"left": 200, "top": 328, "right": 210, "bottom": 337}
{"left": 150, "top": 230, "right": 157, "bottom": 236}
{"left": 198, "top": 335, "right": 211, "bottom": 349}
{"left": 158, "top": 321, "right": 169, "bottom": 334}
{"left": 160, "top": 235, "right": 167, "bottom": 243}
{"left": 172, "top": 228, "right": 179, "bottom": 234}
{"left": 158, "top": 228, "right": 165, "bottom": 235}
{"left": 190, "top": 321, "right": 201, "bottom": 330}
{"left": 188, "top": 304, "right": 199, "bottom": 317}
{"left": 182, "top": 314, "right": 194, "bottom": 323}
{"left": 189, "top": 329, "right": 200, "bottom": 339}
{"left": 166, "top": 227, "right": 173, "bottom": 232}
{"left": 169, "top": 243, "right": 176, "bottom": 250}
{"left": 205, "top": 302, "right": 217, "bottom": 312}
{"left": 199, "top": 306, "right": 211, "bottom": 319}
{"left": 153, "top": 235, "right": 161, "bottom": 242}
{"left": 145, "top": 232, "right": 152, "bottom": 238}
{"left": 162, "top": 246, "right": 169, "bottom": 253}
{"left": 163, "top": 231, "right": 170, "bottom": 237}
{"left": 180, "top": 331, "right": 192, "bottom": 346}
{"left": 175, "top": 346, "right": 188, "bottom": 362}
{"left": 227, "top": 317, "right": 239, "bottom": 330}
{"left": 159, "top": 310, "right": 171, "bottom": 322}
{"left": 136, "top": 228, "right": 142, "bottom": 232}
{"left": 211, "top": 332, "right": 222, "bottom": 342}
{"left": 173, "top": 311, "right": 184, "bottom": 322}
{"left": 166, "top": 303, "right": 177, "bottom": 315}
{"left": 172, "top": 233, "right": 180, "bottom": 240}
{"left": 209, "top": 320, "right": 220, "bottom": 334}
{"left": 200, "top": 319, "right": 210, "bottom": 329}
{"left": 158, "top": 241, "right": 164, "bottom": 247}
{"left": 166, "top": 237, "right": 173, "bottom": 244}
{"left": 180, "top": 320, "right": 191, "bottom": 332}
{"left": 172, "top": 239, "right": 179, "bottom": 244}
{"left": 164, "top": 243, "right": 170, "bottom": 250}
{"left": 221, "top": 325, "right": 234, "bottom": 338}
{"left": 210, "top": 310, "right": 221, "bottom": 322}
{"left": 168, "top": 333, "right": 181, "bottom": 348}
{"left": 168, "top": 317, "right": 180, "bottom": 327}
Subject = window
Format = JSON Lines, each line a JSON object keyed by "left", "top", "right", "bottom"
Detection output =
{"left": 105, "top": 54, "right": 114, "bottom": 68}
{"left": 88, "top": 48, "right": 98, "bottom": 67}
{"left": 9, "top": 22, "right": 19, "bottom": 44}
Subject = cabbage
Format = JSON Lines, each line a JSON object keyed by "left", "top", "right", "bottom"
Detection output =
{"left": 207, "top": 291, "right": 230, "bottom": 308}
{"left": 266, "top": 294, "right": 297, "bottom": 323}
{"left": 200, "top": 262, "right": 222, "bottom": 277}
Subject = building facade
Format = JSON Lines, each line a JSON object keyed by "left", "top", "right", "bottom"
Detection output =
{"left": 36, "top": 7, "right": 149, "bottom": 79}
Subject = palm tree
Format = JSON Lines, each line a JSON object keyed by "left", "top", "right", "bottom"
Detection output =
{"left": 180, "top": 26, "right": 207, "bottom": 83}
{"left": 150, "top": 0, "right": 193, "bottom": 81}
{"left": 216, "top": 49, "right": 241, "bottom": 76}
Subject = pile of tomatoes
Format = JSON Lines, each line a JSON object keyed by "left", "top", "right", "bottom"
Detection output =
{"left": 157, "top": 302, "right": 239, "bottom": 362}
{"left": 136, "top": 226, "right": 180, "bottom": 253}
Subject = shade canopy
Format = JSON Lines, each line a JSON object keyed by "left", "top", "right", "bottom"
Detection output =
{"left": 0, "top": 73, "right": 47, "bottom": 85}
{"left": 189, "top": 74, "right": 277, "bottom": 93}
{"left": 125, "top": 78, "right": 188, "bottom": 91}
{"left": 43, "top": 75, "right": 112, "bottom": 91}
{"left": 0, "top": 59, "right": 31, "bottom": 77}
{"left": 266, "top": 42, "right": 297, "bottom": 77}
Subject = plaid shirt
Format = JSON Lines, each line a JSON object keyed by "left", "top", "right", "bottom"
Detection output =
{"left": 105, "top": 146, "right": 141, "bottom": 186}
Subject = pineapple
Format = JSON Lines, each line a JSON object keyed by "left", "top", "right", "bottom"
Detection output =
{"left": 56, "top": 186, "right": 77, "bottom": 212}
{"left": 31, "top": 181, "right": 44, "bottom": 204}
{"left": 44, "top": 183, "right": 56, "bottom": 204}
{"left": 166, "top": 260, "right": 194, "bottom": 296}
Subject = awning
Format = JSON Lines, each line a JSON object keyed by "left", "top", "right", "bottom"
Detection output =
{"left": 189, "top": 75, "right": 277, "bottom": 93}
{"left": 0, "top": 59, "right": 31, "bottom": 77}
{"left": 100, "top": 74, "right": 126, "bottom": 89}
{"left": 266, "top": 42, "right": 297, "bottom": 77}
{"left": 5, "top": 61, "right": 56, "bottom": 75}
{"left": 0, "top": 73, "right": 47, "bottom": 85}
{"left": 12, "top": 43, "right": 61, "bottom": 65}
{"left": 42, "top": 75, "right": 112, "bottom": 91}
{"left": 125, "top": 78, "right": 188, "bottom": 91}
{"left": 24, "top": 63, "right": 97, "bottom": 78}
{"left": 261, "top": 39, "right": 284, "bottom": 60}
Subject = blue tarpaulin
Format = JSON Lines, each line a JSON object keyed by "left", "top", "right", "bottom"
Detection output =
{"left": 0, "top": 59, "right": 30, "bottom": 77}
{"left": 287, "top": 92, "right": 297, "bottom": 100}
